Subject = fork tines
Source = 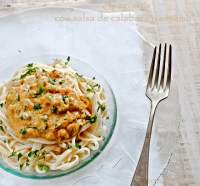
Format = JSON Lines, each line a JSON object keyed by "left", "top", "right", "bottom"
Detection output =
{"left": 147, "top": 43, "right": 172, "bottom": 91}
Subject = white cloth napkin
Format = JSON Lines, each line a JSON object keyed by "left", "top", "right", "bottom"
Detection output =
{"left": 0, "top": 8, "right": 175, "bottom": 186}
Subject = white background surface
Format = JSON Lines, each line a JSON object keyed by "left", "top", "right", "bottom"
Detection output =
{"left": 0, "top": 8, "right": 165, "bottom": 186}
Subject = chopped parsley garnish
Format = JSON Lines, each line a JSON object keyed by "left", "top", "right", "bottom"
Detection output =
{"left": 75, "top": 73, "right": 83, "bottom": 78}
{"left": 20, "top": 65, "right": 38, "bottom": 79}
{"left": 17, "top": 153, "right": 23, "bottom": 160}
{"left": 0, "top": 102, "right": 3, "bottom": 107}
{"left": 26, "top": 159, "right": 30, "bottom": 167}
{"left": 8, "top": 150, "right": 17, "bottom": 158}
{"left": 19, "top": 160, "right": 29, "bottom": 170}
{"left": 33, "top": 103, "right": 42, "bottom": 110}
{"left": 19, "top": 163, "right": 24, "bottom": 170}
{"left": 42, "top": 68, "right": 47, "bottom": 73}
{"left": 59, "top": 79, "right": 65, "bottom": 85}
{"left": 87, "top": 84, "right": 100, "bottom": 93}
{"left": 17, "top": 95, "right": 20, "bottom": 101}
{"left": 92, "top": 76, "right": 96, "bottom": 80}
{"left": 34, "top": 86, "right": 45, "bottom": 97}
{"left": 62, "top": 95, "right": 68, "bottom": 102}
{"left": 86, "top": 113, "right": 97, "bottom": 123}
{"left": 20, "top": 128, "right": 27, "bottom": 135}
{"left": 75, "top": 143, "right": 81, "bottom": 149}
{"left": 0, "top": 120, "right": 2, "bottom": 124}
{"left": 0, "top": 126, "right": 4, "bottom": 132}
{"left": 27, "top": 63, "right": 33, "bottom": 68}
{"left": 67, "top": 146, "right": 72, "bottom": 149}
{"left": 51, "top": 106, "right": 58, "bottom": 113}
{"left": 38, "top": 164, "right": 49, "bottom": 173}
{"left": 106, "top": 116, "right": 110, "bottom": 120}
{"left": 64, "top": 56, "right": 71, "bottom": 66}
{"left": 97, "top": 101, "right": 106, "bottom": 112}
{"left": 28, "top": 150, "right": 39, "bottom": 158}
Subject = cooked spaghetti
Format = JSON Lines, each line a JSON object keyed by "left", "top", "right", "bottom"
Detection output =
{"left": 0, "top": 58, "right": 107, "bottom": 173}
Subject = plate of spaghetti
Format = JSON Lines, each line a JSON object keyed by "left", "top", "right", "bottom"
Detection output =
{"left": 0, "top": 56, "right": 117, "bottom": 179}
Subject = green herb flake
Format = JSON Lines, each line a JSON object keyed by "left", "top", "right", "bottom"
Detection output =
{"left": 33, "top": 86, "right": 45, "bottom": 97}
{"left": 62, "top": 95, "right": 68, "bottom": 102}
{"left": 42, "top": 68, "right": 47, "bottom": 73}
{"left": 75, "top": 73, "right": 83, "bottom": 78}
{"left": 75, "top": 143, "right": 81, "bottom": 149}
{"left": 28, "top": 150, "right": 39, "bottom": 158}
{"left": 20, "top": 128, "right": 27, "bottom": 135}
{"left": 86, "top": 113, "right": 97, "bottom": 124}
{"left": 20, "top": 65, "right": 38, "bottom": 79}
{"left": 26, "top": 159, "right": 30, "bottom": 167}
{"left": 86, "top": 84, "right": 100, "bottom": 93}
{"left": 38, "top": 164, "right": 49, "bottom": 173}
{"left": 17, "top": 95, "right": 20, "bottom": 101}
{"left": 67, "top": 146, "right": 72, "bottom": 149}
{"left": 8, "top": 151, "right": 17, "bottom": 158}
{"left": 0, "top": 120, "right": 2, "bottom": 124}
{"left": 27, "top": 63, "right": 33, "bottom": 68}
{"left": 59, "top": 79, "right": 65, "bottom": 85}
{"left": 19, "top": 163, "right": 24, "bottom": 170}
{"left": 33, "top": 103, "right": 42, "bottom": 110}
{"left": 0, "top": 126, "right": 4, "bottom": 132}
{"left": 17, "top": 153, "right": 23, "bottom": 160}
{"left": 0, "top": 102, "right": 3, "bottom": 108}
{"left": 27, "top": 151, "right": 33, "bottom": 158}
{"left": 64, "top": 56, "right": 70, "bottom": 66}
{"left": 97, "top": 101, "right": 106, "bottom": 112}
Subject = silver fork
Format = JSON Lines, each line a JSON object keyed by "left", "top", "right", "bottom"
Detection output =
{"left": 131, "top": 44, "right": 172, "bottom": 186}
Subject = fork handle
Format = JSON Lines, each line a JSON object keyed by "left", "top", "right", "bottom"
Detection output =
{"left": 131, "top": 101, "right": 158, "bottom": 186}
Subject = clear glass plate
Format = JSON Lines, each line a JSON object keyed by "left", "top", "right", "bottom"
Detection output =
{"left": 0, "top": 55, "right": 117, "bottom": 179}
